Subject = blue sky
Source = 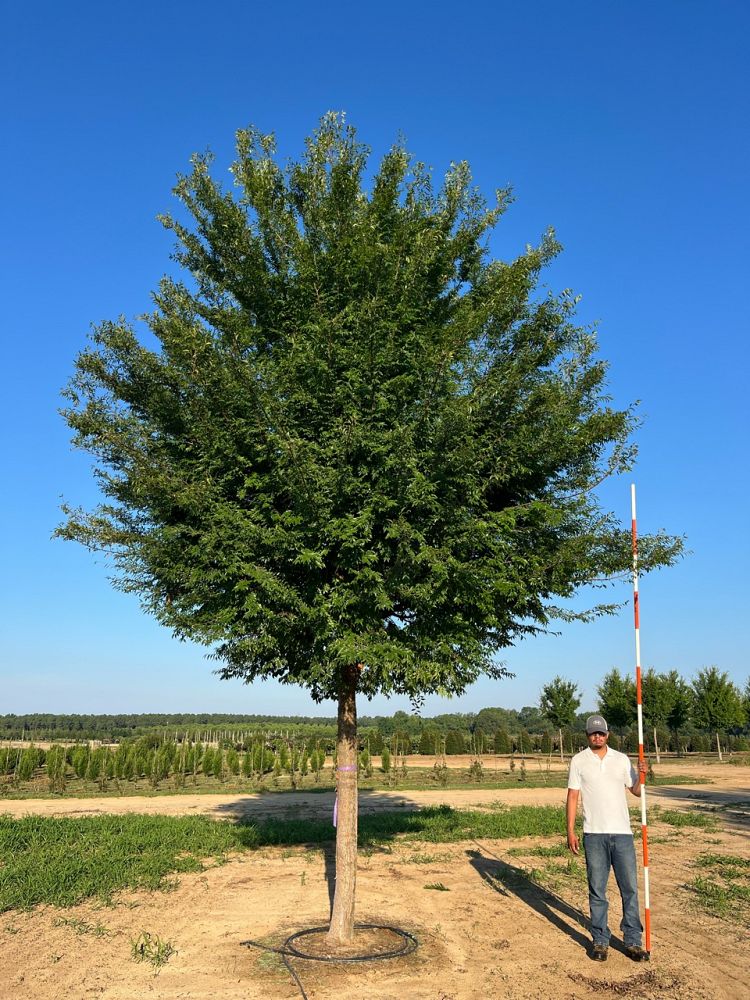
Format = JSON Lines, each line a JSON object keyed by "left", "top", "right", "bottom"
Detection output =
{"left": 2, "top": 1, "right": 747, "bottom": 718}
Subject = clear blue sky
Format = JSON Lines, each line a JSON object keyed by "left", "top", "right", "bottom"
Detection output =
{"left": 2, "top": 1, "right": 748, "bottom": 719}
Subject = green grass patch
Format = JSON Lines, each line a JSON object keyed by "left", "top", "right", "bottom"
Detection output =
{"left": 647, "top": 773, "right": 712, "bottom": 786}
{"left": 650, "top": 807, "right": 719, "bottom": 830}
{"left": 0, "top": 813, "right": 254, "bottom": 911}
{"left": 685, "top": 852, "right": 750, "bottom": 926}
{"left": 0, "top": 805, "right": 567, "bottom": 912}
{"left": 506, "top": 844, "right": 568, "bottom": 859}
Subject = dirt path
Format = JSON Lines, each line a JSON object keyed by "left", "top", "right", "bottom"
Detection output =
{"left": 2, "top": 763, "right": 748, "bottom": 999}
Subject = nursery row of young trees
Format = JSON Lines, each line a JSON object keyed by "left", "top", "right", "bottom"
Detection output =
{"left": 0, "top": 736, "right": 334, "bottom": 793}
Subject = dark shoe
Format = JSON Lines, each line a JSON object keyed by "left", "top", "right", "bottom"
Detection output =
{"left": 590, "top": 944, "right": 608, "bottom": 962}
{"left": 624, "top": 945, "right": 650, "bottom": 962}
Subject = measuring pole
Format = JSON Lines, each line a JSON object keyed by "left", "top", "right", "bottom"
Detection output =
{"left": 631, "top": 483, "right": 651, "bottom": 954}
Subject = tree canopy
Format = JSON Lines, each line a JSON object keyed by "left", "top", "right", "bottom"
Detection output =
{"left": 597, "top": 667, "right": 637, "bottom": 732}
{"left": 691, "top": 666, "right": 745, "bottom": 734}
{"left": 540, "top": 675, "right": 582, "bottom": 730}
{"left": 59, "top": 113, "right": 681, "bottom": 705}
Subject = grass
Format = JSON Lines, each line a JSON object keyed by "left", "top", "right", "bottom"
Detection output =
{"left": 398, "top": 851, "right": 454, "bottom": 865}
{"left": 506, "top": 844, "right": 568, "bottom": 859}
{"left": 424, "top": 882, "right": 450, "bottom": 891}
{"left": 0, "top": 814, "right": 246, "bottom": 911}
{"left": 650, "top": 807, "right": 719, "bottom": 830}
{"left": 524, "top": 858, "right": 587, "bottom": 891}
{"left": 686, "top": 853, "right": 750, "bottom": 926}
{"left": 53, "top": 916, "right": 112, "bottom": 937}
{"left": 0, "top": 805, "right": 568, "bottom": 912}
{"left": 130, "top": 930, "right": 176, "bottom": 969}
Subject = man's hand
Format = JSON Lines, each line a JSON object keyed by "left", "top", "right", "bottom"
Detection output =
{"left": 630, "top": 759, "right": 648, "bottom": 795}
{"left": 567, "top": 831, "right": 580, "bottom": 855}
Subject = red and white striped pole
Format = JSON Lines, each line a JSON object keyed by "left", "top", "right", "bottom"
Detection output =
{"left": 631, "top": 483, "right": 651, "bottom": 954}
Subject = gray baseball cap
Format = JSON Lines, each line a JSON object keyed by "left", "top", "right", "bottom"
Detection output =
{"left": 585, "top": 715, "right": 609, "bottom": 734}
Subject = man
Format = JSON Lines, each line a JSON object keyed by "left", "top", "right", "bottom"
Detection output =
{"left": 566, "top": 714, "right": 649, "bottom": 962}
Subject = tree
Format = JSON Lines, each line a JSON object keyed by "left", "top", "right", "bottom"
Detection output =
{"left": 641, "top": 668, "right": 678, "bottom": 763}
{"left": 691, "top": 666, "right": 745, "bottom": 761}
{"left": 418, "top": 728, "right": 441, "bottom": 755}
{"left": 494, "top": 729, "right": 511, "bottom": 754}
{"left": 58, "top": 114, "right": 681, "bottom": 946}
{"left": 539, "top": 675, "right": 581, "bottom": 761}
{"left": 597, "top": 668, "right": 637, "bottom": 734}
{"left": 445, "top": 730, "right": 466, "bottom": 755}
{"left": 659, "top": 671, "right": 691, "bottom": 753}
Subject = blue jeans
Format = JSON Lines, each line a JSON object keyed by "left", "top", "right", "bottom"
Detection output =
{"left": 583, "top": 834, "right": 642, "bottom": 948}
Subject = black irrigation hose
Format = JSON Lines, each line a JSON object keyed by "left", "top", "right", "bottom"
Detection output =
{"left": 242, "top": 922, "right": 418, "bottom": 1000}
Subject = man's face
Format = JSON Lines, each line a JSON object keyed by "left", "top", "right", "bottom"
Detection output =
{"left": 587, "top": 730, "right": 609, "bottom": 750}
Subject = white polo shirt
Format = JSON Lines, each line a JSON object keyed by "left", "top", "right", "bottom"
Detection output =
{"left": 567, "top": 746, "right": 638, "bottom": 834}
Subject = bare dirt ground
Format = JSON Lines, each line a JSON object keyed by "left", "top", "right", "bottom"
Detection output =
{"left": 2, "top": 760, "right": 748, "bottom": 1000}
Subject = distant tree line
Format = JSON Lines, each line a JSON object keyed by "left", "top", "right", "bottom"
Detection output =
{"left": 2, "top": 666, "right": 747, "bottom": 757}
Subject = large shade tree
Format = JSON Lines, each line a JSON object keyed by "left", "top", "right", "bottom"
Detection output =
{"left": 58, "top": 114, "right": 681, "bottom": 946}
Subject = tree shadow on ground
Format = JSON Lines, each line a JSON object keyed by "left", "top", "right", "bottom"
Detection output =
{"left": 213, "top": 787, "right": 428, "bottom": 823}
{"left": 465, "top": 846, "right": 631, "bottom": 958}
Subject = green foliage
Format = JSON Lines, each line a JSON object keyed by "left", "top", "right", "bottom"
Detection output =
{"left": 494, "top": 729, "right": 510, "bottom": 754}
{"left": 72, "top": 747, "right": 90, "bottom": 781}
{"left": 597, "top": 668, "right": 637, "bottom": 732}
{"left": 380, "top": 745, "right": 391, "bottom": 773}
{"left": 358, "top": 748, "right": 372, "bottom": 776}
{"left": 539, "top": 676, "right": 581, "bottom": 730}
{"left": 516, "top": 730, "right": 532, "bottom": 754}
{"left": 467, "top": 759, "right": 483, "bottom": 782}
{"left": 45, "top": 745, "right": 67, "bottom": 793}
{"left": 691, "top": 667, "right": 745, "bottom": 734}
{"left": 131, "top": 931, "right": 176, "bottom": 969}
{"left": 58, "top": 113, "right": 681, "bottom": 707}
{"left": 444, "top": 730, "right": 466, "bottom": 755}
{"left": 418, "top": 728, "right": 441, "bottom": 755}
{"left": 16, "top": 748, "right": 39, "bottom": 783}
{"left": 431, "top": 761, "right": 449, "bottom": 786}
{"left": 367, "top": 730, "right": 384, "bottom": 755}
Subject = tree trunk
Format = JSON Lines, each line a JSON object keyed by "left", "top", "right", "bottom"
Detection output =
{"left": 716, "top": 730, "right": 723, "bottom": 762}
{"left": 559, "top": 727, "right": 564, "bottom": 763}
{"left": 326, "top": 663, "right": 359, "bottom": 946}
{"left": 653, "top": 726, "right": 661, "bottom": 765}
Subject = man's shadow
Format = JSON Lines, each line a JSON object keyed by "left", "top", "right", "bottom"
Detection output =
{"left": 466, "top": 847, "right": 629, "bottom": 957}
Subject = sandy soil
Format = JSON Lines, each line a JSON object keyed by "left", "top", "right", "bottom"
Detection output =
{"left": 2, "top": 762, "right": 748, "bottom": 999}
